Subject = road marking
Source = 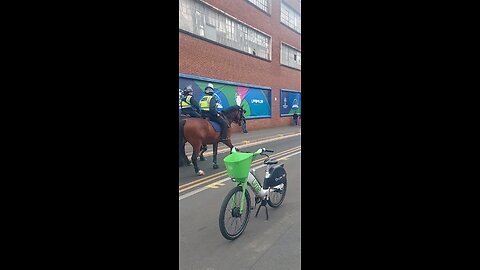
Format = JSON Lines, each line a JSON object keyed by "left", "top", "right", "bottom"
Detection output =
{"left": 179, "top": 146, "right": 300, "bottom": 193}
{"left": 184, "top": 132, "right": 300, "bottom": 157}
{"left": 179, "top": 146, "right": 301, "bottom": 190}
{"left": 179, "top": 150, "right": 301, "bottom": 200}
{"left": 179, "top": 146, "right": 301, "bottom": 193}
{"left": 178, "top": 146, "right": 300, "bottom": 190}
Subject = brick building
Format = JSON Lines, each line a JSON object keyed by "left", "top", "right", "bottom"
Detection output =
{"left": 179, "top": 0, "right": 301, "bottom": 132}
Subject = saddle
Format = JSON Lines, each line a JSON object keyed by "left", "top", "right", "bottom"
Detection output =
{"left": 208, "top": 121, "right": 222, "bottom": 133}
{"left": 201, "top": 113, "right": 229, "bottom": 132}
{"left": 180, "top": 113, "right": 202, "bottom": 119}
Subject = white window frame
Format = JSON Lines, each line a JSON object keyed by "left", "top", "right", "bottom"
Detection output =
{"left": 280, "top": 42, "right": 301, "bottom": 70}
{"left": 280, "top": 1, "right": 301, "bottom": 34}
{"left": 246, "top": 0, "right": 271, "bottom": 14}
{"left": 179, "top": 0, "right": 272, "bottom": 60}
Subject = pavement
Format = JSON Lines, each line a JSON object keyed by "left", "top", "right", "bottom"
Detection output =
{"left": 184, "top": 124, "right": 302, "bottom": 156}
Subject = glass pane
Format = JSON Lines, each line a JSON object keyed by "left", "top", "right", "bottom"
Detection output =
{"left": 179, "top": 0, "right": 271, "bottom": 60}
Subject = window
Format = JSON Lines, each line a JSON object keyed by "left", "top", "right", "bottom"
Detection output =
{"left": 280, "top": 1, "right": 301, "bottom": 34}
{"left": 281, "top": 43, "right": 301, "bottom": 70}
{"left": 247, "top": 0, "right": 271, "bottom": 14}
{"left": 179, "top": 0, "right": 271, "bottom": 60}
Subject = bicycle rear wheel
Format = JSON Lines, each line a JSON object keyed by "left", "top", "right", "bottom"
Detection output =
{"left": 267, "top": 177, "right": 287, "bottom": 207}
{"left": 219, "top": 186, "right": 251, "bottom": 240}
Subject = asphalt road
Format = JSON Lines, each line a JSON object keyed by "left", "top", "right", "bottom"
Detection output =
{"left": 179, "top": 135, "right": 301, "bottom": 270}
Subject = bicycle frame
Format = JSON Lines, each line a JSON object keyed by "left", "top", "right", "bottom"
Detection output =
{"left": 232, "top": 164, "right": 276, "bottom": 215}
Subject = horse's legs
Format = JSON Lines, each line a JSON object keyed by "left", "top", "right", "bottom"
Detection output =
{"left": 222, "top": 139, "right": 235, "bottom": 152}
{"left": 191, "top": 142, "right": 204, "bottom": 176}
{"left": 212, "top": 143, "right": 219, "bottom": 169}
{"left": 183, "top": 141, "right": 191, "bottom": 166}
{"left": 199, "top": 144, "right": 207, "bottom": 161}
{"left": 179, "top": 136, "right": 191, "bottom": 166}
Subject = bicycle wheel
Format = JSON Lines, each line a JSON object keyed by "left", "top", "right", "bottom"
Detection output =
{"left": 219, "top": 185, "right": 251, "bottom": 240}
{"left": 267, "top": 177, "right": 287, "bottom": 208}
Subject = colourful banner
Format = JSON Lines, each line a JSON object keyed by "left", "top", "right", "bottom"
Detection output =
{"left": 179, "top": 75, "right": 271, "bottom": 118}
{"left": 280, "top": 89, "right": 301, "bottom": 116}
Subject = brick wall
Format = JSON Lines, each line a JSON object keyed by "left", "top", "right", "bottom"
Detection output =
{"left": 179, "top": 0, "right": 301, "bottom": 132}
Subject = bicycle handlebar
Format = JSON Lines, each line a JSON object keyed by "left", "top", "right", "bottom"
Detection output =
{"left": 231, "top": 147, "right": 274, "bottom": 155}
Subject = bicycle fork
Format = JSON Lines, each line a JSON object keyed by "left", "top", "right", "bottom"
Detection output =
{"left": 231, "top": 181, "right": 248, "bottom": 215}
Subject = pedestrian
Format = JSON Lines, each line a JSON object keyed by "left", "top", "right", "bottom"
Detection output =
{"left": 241, "top": 114, "right": 248, "bottom": 133}
{"left": 292, "top": 112, "right": 299, "bottom": 126}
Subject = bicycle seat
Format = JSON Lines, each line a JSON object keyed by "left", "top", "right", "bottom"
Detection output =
{"left": 264, "top": 158, "right": 278, "bottom": 165}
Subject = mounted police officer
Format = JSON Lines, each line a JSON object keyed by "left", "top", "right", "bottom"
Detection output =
{"left": 199, "top": 83, "right": 228, "bottom": 142}
{"left": 180, "top": 85, "right": 202, "bottom": 118}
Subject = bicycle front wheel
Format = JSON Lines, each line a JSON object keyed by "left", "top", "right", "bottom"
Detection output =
{"left": 219, "top": 186, "right": 251, "bottom": 240}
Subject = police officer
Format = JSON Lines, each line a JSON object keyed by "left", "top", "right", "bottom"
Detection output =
{"left": 180, "top": 85, "right": 202, "bottom": 118}
{"left": 199, "top": 83, "right": 228, "bottom": 142}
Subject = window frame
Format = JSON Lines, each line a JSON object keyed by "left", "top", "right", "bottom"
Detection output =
{"left": 245, "top": 0, "right": 271, "bottom": 15}
{"left": 280, "top": 41, "right": 301, "bottom": 71}
{"left": 280, "top": 1, "right": 301, "bottom": 34}
{"left": 179, "top": 0, "right": 272, "bottom": 61}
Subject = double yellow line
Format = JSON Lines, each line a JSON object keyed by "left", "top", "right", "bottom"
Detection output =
{"left": 179, "top": 146, "right": 301, "bottom": 194}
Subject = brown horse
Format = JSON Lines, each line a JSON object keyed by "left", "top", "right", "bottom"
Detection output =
{"left": 179, "top": 105, "right": 244, "bottom": 176}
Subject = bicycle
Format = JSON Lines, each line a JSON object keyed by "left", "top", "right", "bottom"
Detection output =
{"left": 219, "top": 147, "right": 287, "bottom": 240}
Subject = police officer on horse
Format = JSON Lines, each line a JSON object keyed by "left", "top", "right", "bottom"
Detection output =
{"left": 199, "top": 83, "right": 229, "bottom": 142}
{"left": 180, "top": 85, "right": 202, "bottom": 118}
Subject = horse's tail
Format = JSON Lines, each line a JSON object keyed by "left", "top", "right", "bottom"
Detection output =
{"left": 179, "top": 118, "right": 186, "bottom": 144}
{"left": 179, "top": 119, "right": 187, "bottom": 166}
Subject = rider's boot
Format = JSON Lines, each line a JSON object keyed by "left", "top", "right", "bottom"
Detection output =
{"left": 219, "top": 129, "right": 228, "bottom": 142}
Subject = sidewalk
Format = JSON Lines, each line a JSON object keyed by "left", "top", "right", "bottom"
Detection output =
{"left": 184, "top": 125, "right": 301, "bottom": 155}
{"left": 229, "top": 125, "right": 301, "bottom": 145}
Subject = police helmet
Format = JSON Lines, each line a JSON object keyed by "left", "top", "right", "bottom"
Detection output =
{"left": 183, "top": 85, "right": 193, "bottom": 95}
{"left": 205, "top": 83, "right": 214, "bottom": 94}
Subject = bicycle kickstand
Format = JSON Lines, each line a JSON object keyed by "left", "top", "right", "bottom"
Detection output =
{"left": 255, "top": 199, "right": 269, "bottom": 220}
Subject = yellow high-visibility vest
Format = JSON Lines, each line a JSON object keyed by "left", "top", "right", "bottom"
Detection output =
{"left": 199, "top": 95, "right": 213, "bottom": 111}
{"left": 181, "top": 95, "right": 192, "bottom": 109}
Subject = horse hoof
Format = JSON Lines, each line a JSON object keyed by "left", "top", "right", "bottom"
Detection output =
{"left": 199, "top": 157, "right": 206, "bottom": 161}
{"left": 213, "top": 164, "right": 219, "bottom": 169}
{"left": 187, "top": 162, "right": 192, "bottom": 166}
{"left": 197, "top": 170, "right": 204, "bottom": 176}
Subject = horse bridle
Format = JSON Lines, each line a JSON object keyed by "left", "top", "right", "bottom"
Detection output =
{"left": 234, "top": 109, "right": 244, "bottom": 126}
{"left": 220, "top": 109, "right": 243, "bottom": 127}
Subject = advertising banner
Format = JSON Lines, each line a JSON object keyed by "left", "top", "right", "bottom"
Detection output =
{"left": 179, "top": 74, "right": 271, "bottom": 118}
{"left": 280, "top": 89, "right": 301, "bottom": 116}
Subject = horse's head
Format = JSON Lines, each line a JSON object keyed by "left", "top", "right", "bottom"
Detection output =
{"left": 221, "top": 105, "right": 245, "bottom": 126}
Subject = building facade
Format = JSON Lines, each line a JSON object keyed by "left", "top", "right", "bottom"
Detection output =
{"left": 179, "top": 0, "right": 301, "bottom": 132}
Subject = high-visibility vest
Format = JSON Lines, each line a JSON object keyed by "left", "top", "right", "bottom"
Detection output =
{"left": 199, "top": 95, "right": 213, "bottom": 111}
{"left": 181, "top": 95, "right": 192, "bottom": 109}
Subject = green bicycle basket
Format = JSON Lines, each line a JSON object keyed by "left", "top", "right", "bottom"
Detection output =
{"left": 223, "top": 152, "right": 254, "bottom": 180}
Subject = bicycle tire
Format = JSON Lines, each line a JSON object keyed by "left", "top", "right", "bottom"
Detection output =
{"left": 219, "top": 185, "right": 251, "bottom": 240}
{"left": 267, "top": 176, "right": 287, "bottom": 208}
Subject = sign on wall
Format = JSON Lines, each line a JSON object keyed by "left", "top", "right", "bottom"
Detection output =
{"left": 280, "top": 89, "right": 301, "bottom": 116}
{"left": 179, "top": 74, "right": 271, "bottom": 118}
